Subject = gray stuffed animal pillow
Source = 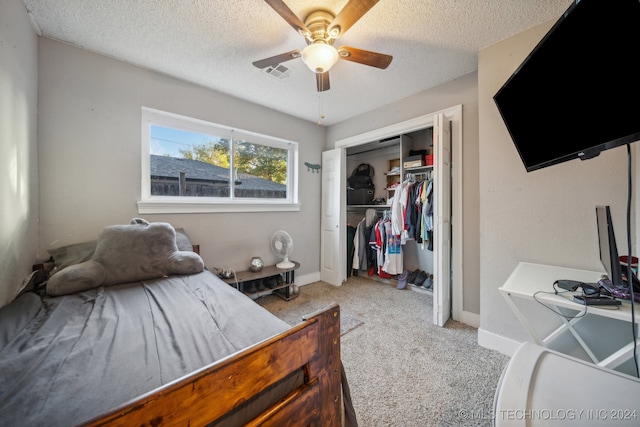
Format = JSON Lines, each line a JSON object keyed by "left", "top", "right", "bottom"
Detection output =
{"left": 47, "top": 219, "right": 204, "bottom": 296}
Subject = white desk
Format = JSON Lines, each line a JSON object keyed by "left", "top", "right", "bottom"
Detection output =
{"left": 499, "top": 262, "right": 640, "bottom": 370}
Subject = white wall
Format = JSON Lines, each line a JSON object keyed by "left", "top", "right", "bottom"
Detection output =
{"left": 0, "top": 0, "right": 39, "bottom": 308}
{"left": 478, "top": 19, "right": 632, "bottom": 352}
{"left": 327, "top": 73, "right": 481, "bottom": 316}
{"left": 37, "top": 38, "right": 326, "bottom": 279}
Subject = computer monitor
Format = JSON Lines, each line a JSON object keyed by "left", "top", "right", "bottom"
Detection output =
{"left": 596, "top": 205, "right": 624, "bottom": 287}
{"left": 596, "top": 205, "right": 640, "bottom": 296}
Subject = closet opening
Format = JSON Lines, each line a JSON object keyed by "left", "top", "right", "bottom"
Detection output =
{"left": 346, "top": 128, "right": 436, "bottom": 294}
{"left": 321, "top": 104, "right": 461, "bottom": 326}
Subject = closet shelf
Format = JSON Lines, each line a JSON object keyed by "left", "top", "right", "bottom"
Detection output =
{"left": 347, "top": 204, "right": 390, "bottom": 210}
{"left": 405, "top": 165, "right": 433, "bottom": 172}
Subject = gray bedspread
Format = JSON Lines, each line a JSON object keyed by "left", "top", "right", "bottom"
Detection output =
{"left": 0, "top": 270, "right": 290, "bottom": 426}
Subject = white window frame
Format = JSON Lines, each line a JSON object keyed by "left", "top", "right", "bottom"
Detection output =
{"left": 138, "top": 107, "right": 300, "bottom": 214}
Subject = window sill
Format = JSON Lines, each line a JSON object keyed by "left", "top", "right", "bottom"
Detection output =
{"left": 137, "top": 199, "right": 301, "bottom": 214}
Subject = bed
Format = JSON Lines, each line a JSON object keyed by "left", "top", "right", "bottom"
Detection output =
{"left": 0, "top": 219, "right": 356, "bottom": 426}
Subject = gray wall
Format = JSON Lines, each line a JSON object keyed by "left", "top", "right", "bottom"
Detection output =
{"left": 478, "top": 19, "right": 633, "bottom": 349}
{"left": 0, "top": 0, "right": 39, "bottom": 308}
{"left": 37, "top": 38, "right": 326, "bottom": 280}
{"left": 9, "top": 0, "right": 634, "bottom": 344}
{"left": 327, "top": 73, "right": 480, "bottom": 315}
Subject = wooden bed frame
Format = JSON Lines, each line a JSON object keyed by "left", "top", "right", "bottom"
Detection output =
{"left": 83, "top": 303, "right": 344, "bottom": 427}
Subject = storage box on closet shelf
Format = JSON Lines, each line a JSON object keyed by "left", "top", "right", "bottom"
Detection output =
{"left": 403, "top": 155, "right": 425, "bottom": 168}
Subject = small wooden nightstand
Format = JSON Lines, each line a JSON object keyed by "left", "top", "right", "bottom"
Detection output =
{"left": 221, "top": 261, "right": 300, "bottom": 301}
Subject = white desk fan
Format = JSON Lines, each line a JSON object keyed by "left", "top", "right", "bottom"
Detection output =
{"left": 271, "top": 230, "right": 295, "bottom": 269}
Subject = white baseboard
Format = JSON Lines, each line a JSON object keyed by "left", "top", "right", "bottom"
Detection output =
{"left": 478, "top": 327, "right": 522, "bottom": 357}
{"left": 460, "top": 310, "right": 480, "bottom": 328}
{"left": 296, "top": 271, "right": 320, "bottom": 287}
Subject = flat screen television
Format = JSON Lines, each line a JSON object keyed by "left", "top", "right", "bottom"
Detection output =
{"left": 494, "top": 0, "right": 640, "bottom": 172}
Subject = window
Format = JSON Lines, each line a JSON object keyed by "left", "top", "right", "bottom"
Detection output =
{"left": 139, "top": 108, "right": 299, "bottom": 214}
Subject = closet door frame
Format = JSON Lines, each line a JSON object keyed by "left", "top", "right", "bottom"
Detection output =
{"left": 329, "top": 104, "right": 463, "bottom": 325}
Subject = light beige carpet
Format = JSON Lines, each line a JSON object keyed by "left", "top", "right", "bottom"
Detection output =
{"left": 257, "top": 292, "right": 364, "bottom": 336}
{"left": 257, "top": 275, "right": 510, "bottom": 427}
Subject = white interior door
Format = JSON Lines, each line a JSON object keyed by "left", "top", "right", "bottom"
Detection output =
{"left": 433, "top": 113, "right": 452, "bottom": 326}
{"left": 320, "top": 148, "right": 345, "bottom": 286}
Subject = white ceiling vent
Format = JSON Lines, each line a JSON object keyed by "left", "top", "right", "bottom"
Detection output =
{"left": 263, "top": 64, "right": 291, "bottom": 80}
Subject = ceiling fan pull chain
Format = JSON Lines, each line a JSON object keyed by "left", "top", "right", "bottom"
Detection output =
{"left": 318, "top": 91, "right": 324, "bottom": 125}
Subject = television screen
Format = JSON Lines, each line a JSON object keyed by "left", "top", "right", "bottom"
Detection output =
{"left": 494, "top": 0, "right": 640, "bottom": 172}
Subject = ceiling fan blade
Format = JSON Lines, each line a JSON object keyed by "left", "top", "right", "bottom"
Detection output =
{"left": 337, "top": 46, "right": 392, "bottom": 69}
{"left": 252, "top": 50, "right": 301, "bottom": 69}
{"left": 328, "top": 0, "right": 380, "bottom": 39}
{"left": 264, "top": 0, "right": 310, "bottom": 37}
{"left": 316, "top": 72, "right": 330, "bottom": 92}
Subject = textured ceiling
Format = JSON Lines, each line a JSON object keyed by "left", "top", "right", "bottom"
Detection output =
{"left": 22, "top": 0, "right": 573, "bottom": 126}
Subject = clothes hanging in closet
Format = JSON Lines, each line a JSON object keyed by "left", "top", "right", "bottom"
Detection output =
{"left": 352, "top": 209, "right": 379, "bottom": 272}
{"left": 390, "top": 180, "right": 410, "bottom": 240}
{"left": 382, "top": 220, "right": 403, "bottom": 274}
{"left": 368, "top": 211, "right": 403, "bottom": 276}
{"left": 422, "top": 180, "right": 434, "bottom": 251}
{"left": 406, "top": 180, "right": 423, "bottom": 242}
{"left": 389, "top": 176, "right": 434, "bottom": 251}
{"left": 346, "top": 224, "right": 356, "bottom": 277}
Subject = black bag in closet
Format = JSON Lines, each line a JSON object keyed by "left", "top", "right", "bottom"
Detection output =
{"left": 347, "top": 163, "right": 375, "bottom": 189}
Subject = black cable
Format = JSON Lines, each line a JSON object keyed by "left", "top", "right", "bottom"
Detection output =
{"left": 533, "top": 288, "right": 588, "bottom": 320}
{"left": 625, "top": 143, "right": 639, "bottom": 377}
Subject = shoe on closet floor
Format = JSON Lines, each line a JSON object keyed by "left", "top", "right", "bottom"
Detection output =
{"left": 422, "top": 274, "right": 434, "bottom": 289}
{"left": 368, "top": 265, "right": 375, "bottom": 276}
{"left": 379, "top": 269, "right": 392, "bottom": 279}
{"left": 396, "top": 270, "right": 408, "bottom": 290}
{"left": 407, "top": 269, "right": 420, "bottom": 285}
{"left": 414, "top": 271, "right": 428, "bottom": 287}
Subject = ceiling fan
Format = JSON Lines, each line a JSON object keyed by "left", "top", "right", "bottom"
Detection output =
{"left": 253, "top": 0, "right": 393, "bottom": 92}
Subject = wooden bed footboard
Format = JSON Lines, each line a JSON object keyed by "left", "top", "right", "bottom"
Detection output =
{"left": 83, "top": 303, "right": 343, "bottom": 427}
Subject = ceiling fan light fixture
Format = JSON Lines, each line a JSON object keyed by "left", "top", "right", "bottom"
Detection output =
{"left": 301, "top": 42, "right": 339, "bottom": 73}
